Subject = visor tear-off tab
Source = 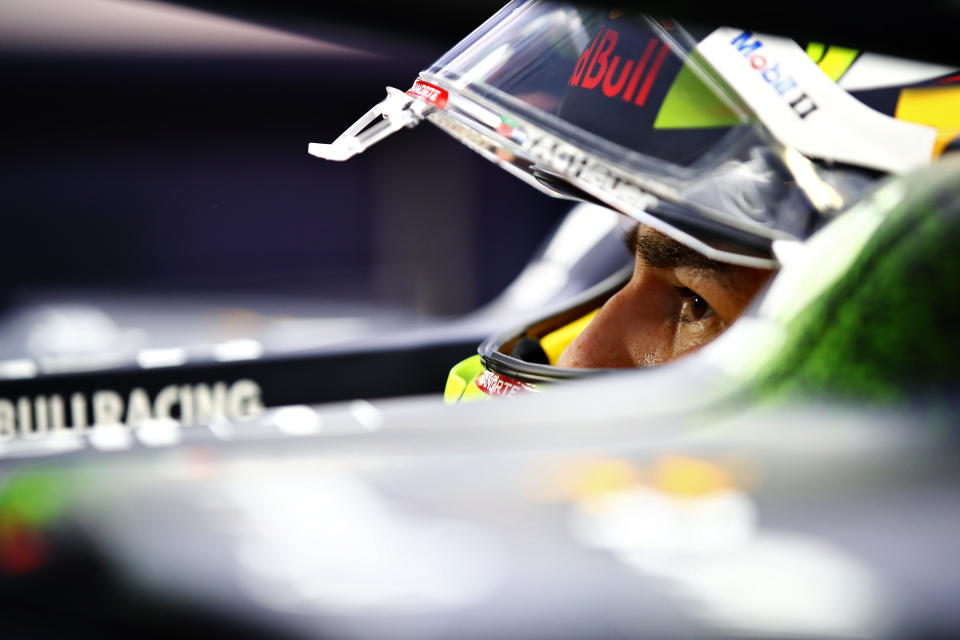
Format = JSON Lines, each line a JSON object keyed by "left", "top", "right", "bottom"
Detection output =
{"left": 308, "top": 87, "right": 428, "bottom": 161}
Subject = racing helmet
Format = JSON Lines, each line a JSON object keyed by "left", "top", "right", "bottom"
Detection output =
{"left": 309, "top": 1, "right": 959, "bottom": 400}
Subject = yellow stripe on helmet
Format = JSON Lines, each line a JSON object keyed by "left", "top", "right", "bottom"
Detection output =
{"left": 896, "top": 85, "right": 960, "bottom": 157}
{"left": 806, "top": 42, "right": 858, "bottom": 81}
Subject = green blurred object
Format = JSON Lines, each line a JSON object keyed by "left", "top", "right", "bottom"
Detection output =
{"left": 756, "top": 156, "right": 960, "bottom": 403}
{"left": 0, "top": 471, "right": 68, "bottom": 528}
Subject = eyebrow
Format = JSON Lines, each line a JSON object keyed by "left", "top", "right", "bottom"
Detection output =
{"left": 624, "top": 224, "right": 731, "bottom": 272}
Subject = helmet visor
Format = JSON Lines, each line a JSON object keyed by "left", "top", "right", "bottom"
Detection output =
{"left": 418, "top": 2, "right": 839, "bottom": 266}
{"left": 312, "top": 1, "right": 924, "bottom": 266}
{"left": 431, "top": 4, "right": 745, "bottom": 167}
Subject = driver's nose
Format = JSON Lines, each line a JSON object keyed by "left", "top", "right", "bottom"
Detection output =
{"left": 555, "top": 271, "right": 676, "bottom": 369}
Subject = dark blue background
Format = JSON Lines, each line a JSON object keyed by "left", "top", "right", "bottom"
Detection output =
{"left": 0, "top": 22, "right": 570, "bottom": 316}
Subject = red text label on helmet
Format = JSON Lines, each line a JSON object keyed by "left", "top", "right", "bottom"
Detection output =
{"left": 474, "top": 370, "right": 533, "bottom": 398}
{"left": 407, "top": 80, "right": 449, "bottom": 109}
{"left": 568, "top": 26, "right": 670, "bottom": 106}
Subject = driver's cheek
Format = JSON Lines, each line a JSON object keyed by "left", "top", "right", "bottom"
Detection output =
{"left": 555, "top": 271, "right": 678, "bottom": 369}
{"left": 672, "top": 318, "right": 725, "bottom": 360}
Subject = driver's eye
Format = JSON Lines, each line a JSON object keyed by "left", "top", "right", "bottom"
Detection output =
{"left": 676, "top": 287, "right": 714, "bottom": 322}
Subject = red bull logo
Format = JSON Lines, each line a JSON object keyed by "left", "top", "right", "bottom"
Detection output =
{"left": 568, "top": 27, "right": 671, "bottom": 106}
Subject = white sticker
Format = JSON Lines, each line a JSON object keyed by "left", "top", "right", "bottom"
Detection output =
{"left": 698, "top": 29, "right": 937, "bottom": 173}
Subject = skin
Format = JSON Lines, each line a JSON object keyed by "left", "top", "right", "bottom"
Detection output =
{"left": 556, "top": 225, "right": 774, "bottom": 369}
